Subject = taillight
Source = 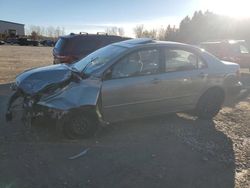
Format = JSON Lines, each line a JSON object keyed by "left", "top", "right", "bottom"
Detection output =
{"left": 236, "top": 69, "right": 241, "bottom": 80}
{"left": 55, "top": 55, "right": 77, "bottom": 64}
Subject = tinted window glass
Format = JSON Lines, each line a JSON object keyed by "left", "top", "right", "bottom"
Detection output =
{"left": 102, "top": 36, "right": 123, "bottom": 45}
{"left": 54, "top": 38, "right": 67, "bottom": 51}
{"left": 72, "top": 37, "right": 100, "bottom": 53}
{"left": 164, "top": 49, "right": 206, "bottom": 72}
{"left": 55, "top": 36, "right": 123, "bottom": 55}
{"left": 111, "top": 49, "right": 160, "bottom": 79}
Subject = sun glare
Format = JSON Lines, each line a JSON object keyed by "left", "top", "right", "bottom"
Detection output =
{"left": 201, "top": 0, "right": 250, "bottom": 19}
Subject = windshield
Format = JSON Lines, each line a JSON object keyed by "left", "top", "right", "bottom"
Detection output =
{"left": 73, "top": 45, "right": 126, "bottom": 74}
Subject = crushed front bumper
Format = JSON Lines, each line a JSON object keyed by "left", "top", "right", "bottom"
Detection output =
{"left": 5, "top": 89, "right": 68, "bottom": 124}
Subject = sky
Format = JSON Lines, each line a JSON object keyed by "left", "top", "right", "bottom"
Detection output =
{"left": 0, "top": 0, "right": 249, "bottom": 37}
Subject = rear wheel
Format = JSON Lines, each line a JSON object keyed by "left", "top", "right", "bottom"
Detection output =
{"left": 195, "top": 88, "right": 225, "bottom": 119}
{"left": 62, "top": 111, "right": 98, "bottom": 139}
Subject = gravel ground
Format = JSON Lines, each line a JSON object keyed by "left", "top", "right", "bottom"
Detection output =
{"left": 0, "top": 92, "right": 249, "bottom": 188}
{"left": 0, "top": 45, "right": 249, "bottom": 188}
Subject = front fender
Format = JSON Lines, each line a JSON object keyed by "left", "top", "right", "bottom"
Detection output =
{"left": 37, "top": 79, "right": 101, "bottom": 110}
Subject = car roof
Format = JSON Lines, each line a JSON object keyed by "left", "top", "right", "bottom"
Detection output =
{"left": 112, "top": 38, "right": 201, "bottom": 51}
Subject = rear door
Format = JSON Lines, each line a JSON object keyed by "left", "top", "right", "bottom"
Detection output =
{"left": 155, "top": 47, "right": 209, "bottom": 109}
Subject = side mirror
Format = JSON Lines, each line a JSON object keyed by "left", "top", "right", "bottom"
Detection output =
{"left": 103, "top": 69, "right": 112, "bottom": 80}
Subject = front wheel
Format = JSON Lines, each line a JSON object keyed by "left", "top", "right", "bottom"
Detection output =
{"left": 62, "top": 111, "right": 98, "bottom": 139}
{"left": 195, "top": 88, "right": 225, "bottom": 119}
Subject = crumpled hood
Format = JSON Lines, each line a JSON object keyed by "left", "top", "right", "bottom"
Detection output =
{"left": 15, "top": 64, "right": 72, "bottom": 95}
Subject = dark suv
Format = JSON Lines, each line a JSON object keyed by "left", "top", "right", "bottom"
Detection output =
{"left": 53, "top": 32, "right": 130, "bottom": 64}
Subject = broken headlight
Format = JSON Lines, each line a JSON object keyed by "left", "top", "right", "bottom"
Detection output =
{"left": 10, "top": 82, "right": 18, "bottom": 91}
{"left": 23, "top": 97, "right": 35, "bottom": 108}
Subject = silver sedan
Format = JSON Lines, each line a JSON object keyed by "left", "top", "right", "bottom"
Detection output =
{"left": 6, "top": 38, "right": 242, "bottom": 138}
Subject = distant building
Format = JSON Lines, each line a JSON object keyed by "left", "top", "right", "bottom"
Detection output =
{"left": 0, "top": 20, "right": 25, "bottom": 39}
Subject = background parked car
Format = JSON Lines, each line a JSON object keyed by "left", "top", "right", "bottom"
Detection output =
{"left": 40, "top": 39, "right": 55, "bottom": 47}
{"left": 53, "top": 32, "right": 131, "bottom": 64}
{"left": 200, "top": 40, "right": 250, "bottom": 70}
{"left": 0, "top": 40, "right": 5, "bottom": 45}
{"left": 5, "top": 38, "right": 18, "bottom": 45}
{"left": 18, "top": 38, "right": 39, "bottom": 46}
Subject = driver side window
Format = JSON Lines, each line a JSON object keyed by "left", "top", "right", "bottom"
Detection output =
{"left": 111, "top": 49, "right": 160, "bottom": 79}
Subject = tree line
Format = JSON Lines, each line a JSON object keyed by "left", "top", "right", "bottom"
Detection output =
{"left": 25, "top": 25, "right": 65, "bottom": 40}
{"left": 26, "top": 10, "right": 250, "bottom": 44}
{"left": 105, "top": 27, "right": 125, "bottom": 36}
{"left": 133, "top": 10, "right": 250, "bottom": 44}
{"left": 26, "top": 25, "right": 125, "bottom": 40}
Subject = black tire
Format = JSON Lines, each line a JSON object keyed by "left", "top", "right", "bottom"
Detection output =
{"left": 62, "top": 111, "right": 98, "bottom": 139}
{"left": 195, "top": 88, "right": 225, "bottom": 119}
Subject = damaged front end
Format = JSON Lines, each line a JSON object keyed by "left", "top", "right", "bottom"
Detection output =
{"left": 6, "top": 87, "right": 68, "bottom": 125}
{"left": 6, "top": 64, "right": 102, "bottom": 127}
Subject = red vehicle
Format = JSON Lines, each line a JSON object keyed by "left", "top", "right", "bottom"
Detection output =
{"left": 200, "top": 40, "right": 250, "bottom": 70}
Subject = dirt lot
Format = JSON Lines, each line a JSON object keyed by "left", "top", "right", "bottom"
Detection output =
{"left": 0, "top": 45, "right": 53, "bottom": 84}
{"left": 0, "top": 45, "right": 249, "bottom": 188}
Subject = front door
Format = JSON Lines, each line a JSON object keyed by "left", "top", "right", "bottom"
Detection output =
{"left": 101, "top": 48, "right": 163, "bottom": 122}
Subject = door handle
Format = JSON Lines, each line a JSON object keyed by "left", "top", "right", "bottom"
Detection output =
{"left": 151, "top": 78, "right": 161, "bottom": 84}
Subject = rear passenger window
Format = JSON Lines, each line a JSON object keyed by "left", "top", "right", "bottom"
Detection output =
{"left": 164, "top": 49, "right": 207, "bottom": 72}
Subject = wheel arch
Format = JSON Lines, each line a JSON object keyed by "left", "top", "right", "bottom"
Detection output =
{"left": 224, "top": 74, "right": 239, "bottom": 87}
{"left": 196, "top": 86, "right": 225, "bottom": 107}
{"left": 65, "top": 104, "right": 101, "bottom": 122}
